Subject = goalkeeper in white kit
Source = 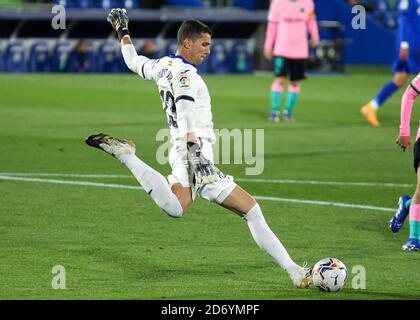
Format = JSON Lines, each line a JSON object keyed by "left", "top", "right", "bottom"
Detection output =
{"left": 85, "top": 8, "right": 312, "bottom": 288}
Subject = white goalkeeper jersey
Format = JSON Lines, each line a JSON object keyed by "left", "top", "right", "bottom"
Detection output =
{"left": 122, "top": 44, "right": 215, "bottom": 143}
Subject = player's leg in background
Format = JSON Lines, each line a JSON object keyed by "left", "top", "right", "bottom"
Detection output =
{"left": 375, "top": 73, "right": 408, "bottom": 108}
{"left": 283, "top": 58, "right": 306, "bottom": 122}
{"left": 361, "top": 71, "right": 409, "bottom": 127}
{"left": 390, "top": 194, "right": 411, "bottom": 233}
{"left": 387, "top": 72, "right": 409, "bottom": 104}
{"left": 85, "top": 134, "right": 184, "bottom": 218}
{"left": 270, "top": 77, "right": 285, "bottom": 122}
{"left": 284, "top": 80, "right": 300, "bottom": 122}
{"left": 269, "top": 57, "right": 287, "bottom": 122}
{"left": 219, "top": 185, "right": 311, "bottom": 288}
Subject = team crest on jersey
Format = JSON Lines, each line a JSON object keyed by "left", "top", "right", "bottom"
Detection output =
{"left": 168, "top": 61, "right": 173, "bottom": 67}
{"left": 179, "top": 76, "right": 190, "bottom": 88}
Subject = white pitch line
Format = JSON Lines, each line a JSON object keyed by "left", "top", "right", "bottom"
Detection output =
{"left": 0, "top": 172, "right": 130, "bottom": 179}
{"left": 0, "top": 175, "right": 142, "bottom": 190}
{"left": 0, "top": 172, "right": 414, "bottom": 188}
{"left": 0, "top": 175, "right": 394, "bottom": 212}
{"left": 235, "top": 178, "right": 414, "bottom": 188}
{"left": 254, "top": 196, "right": 394, "bottom": 212}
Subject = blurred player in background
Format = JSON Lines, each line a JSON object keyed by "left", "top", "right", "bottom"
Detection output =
{"left": 264, "top": 0, "right": 319, "bottom": 122}
{"left": 86, "top": 9, "right": 313, "bottom": 287}
{"left": 69, "top": 39, "right": 92, "bottom": 73}
{"left": 361, "top": 0, "right": 420, "bottom": 127}
{"left": 392, "top": 73, "right": 420, "bottom": 251}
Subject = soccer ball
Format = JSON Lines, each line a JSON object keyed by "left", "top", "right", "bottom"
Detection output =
{"left": 312, "top": 258, "right": 348, "bottom": 292}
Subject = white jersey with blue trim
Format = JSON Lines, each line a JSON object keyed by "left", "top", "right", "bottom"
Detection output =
{"left": 138, "top": 54, "right": 215, "bottom": 143}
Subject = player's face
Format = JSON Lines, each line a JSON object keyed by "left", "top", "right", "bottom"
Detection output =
{"left": 190, "top": 32, "right": 211, "bottom": 65}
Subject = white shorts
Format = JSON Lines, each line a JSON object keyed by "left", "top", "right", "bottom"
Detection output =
{"left": 167, "top": 138, "right": 236, "bottom": 203}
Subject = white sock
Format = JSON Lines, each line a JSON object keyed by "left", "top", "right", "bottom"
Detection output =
{"left": 244, "top": 203, "right": 299, "bottom": 274}
{"left": 370, "top": 99, "right": 379, "bottom": 111}
{"left": 118, "top": 154, "right": 183, "bottom": 218}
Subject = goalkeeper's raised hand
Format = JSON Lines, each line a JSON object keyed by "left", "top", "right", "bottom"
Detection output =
{"left": 107, "top": 8, "right": 129, "bottom": 41}
{"left": 187, "top": 141, "right": 220, "bottom": 190}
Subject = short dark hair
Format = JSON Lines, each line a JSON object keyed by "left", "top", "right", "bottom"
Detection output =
{"left": 177, "top": 20, "right": 212, "bottom": 46}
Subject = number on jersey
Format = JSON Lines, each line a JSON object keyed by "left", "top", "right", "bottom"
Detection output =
{"left": 160, "top": 90, "right": 178, "bottom": 128}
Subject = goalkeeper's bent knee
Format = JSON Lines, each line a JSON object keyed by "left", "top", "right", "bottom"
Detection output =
{"left": 137, "top": 170, "right": 184, "bottom": 218}
{"left": 149, "top": 186, "right": 183, "bottom": 218}
{"left": 160, "top": 199, "right": 183, "bottom": 218}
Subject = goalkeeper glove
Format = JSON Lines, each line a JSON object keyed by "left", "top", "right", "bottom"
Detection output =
{"left": 187, "top": 141, "right": 220, "bottom": 191}
{"left": 107, "top": 8, "right": 130, "bottom": 41}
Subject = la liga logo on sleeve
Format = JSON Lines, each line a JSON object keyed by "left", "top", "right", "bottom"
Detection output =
{"left": 179, "top": 76, "right": 190, "bottom": 88}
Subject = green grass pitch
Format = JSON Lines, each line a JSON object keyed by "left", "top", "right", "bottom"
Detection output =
{"left": 1, "top": 68, "right": 420, "bottom": 300}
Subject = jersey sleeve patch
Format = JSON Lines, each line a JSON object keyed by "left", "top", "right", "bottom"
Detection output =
{"left": 179, "top": 75, "right": 190, "bottom": 88}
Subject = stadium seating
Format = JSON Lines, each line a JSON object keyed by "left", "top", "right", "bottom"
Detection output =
{"left": 165, "top": 0, "right": 206, "bottom": 8}
{"left": 51, "top": 42, "right": 73, "bottom": 72}
{"left": 116, "top": 51, "right": 130, "bottom": 73}
{"left": 53, "top": 0, "right": 75, "bottom": 8}
{"left": 54, "top": 0, "right": 141, "bottom": 8}
{"left": 230, "top": 42, "right": 252, "bottom": 73}
{"left": 67, "top": 42, "right": 95, "bottom": 73}
{"left": 209, "top": 42, "right": 230, "bottom": 74}
{"left": 0, "top": 50, "right": 4, "bottom": 72}
{"left": 373, "top": 0, "right": 397, "bottom": 29}
{"left": 97, "top": 0, "right": 118, "bottom": 9}
{"left": 139, "top": 40, "right": 160, "bottom": 59}
{"left": 120, "top": 0, "right": 141, "bottom": 9}
{"left": 95, "top": 42, "right": 119, "bottom": 73}
{"left": 5, "top": 43, "right": 27, "bottom": 73}
{"left": 197, "top": 53, "right": 211, "bottom": 74}
{"left": 0, "top": 39, "right": 256, "bottom": 74}
{"left": 165, "top": 42, "right": 178, "bottom": 56}
{"left": 28, "top": 42, "right": 50, "bottom": 72}
{"left": 232, "top": 0, "right": 256, "bottom": 10}
{"left": 75, "top": 0, "right": 95, "bottom": 8}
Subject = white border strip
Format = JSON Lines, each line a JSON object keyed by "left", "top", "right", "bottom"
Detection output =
{"left": 0, "top": 175, "right": 394, "bottom": 212}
